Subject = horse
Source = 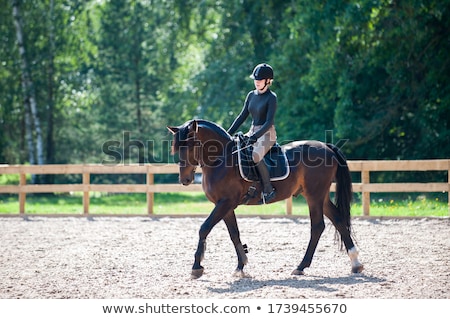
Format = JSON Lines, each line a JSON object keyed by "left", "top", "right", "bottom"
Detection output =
{"left": 167, "top": 119, "right": 363, "bottom": 279}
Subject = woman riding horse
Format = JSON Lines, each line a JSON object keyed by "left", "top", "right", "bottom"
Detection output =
{"left": 168, "top": 119, "right": 364, "bottom": 279}
{"left": 228, "top": 63, "right": 277, "bottom": 204}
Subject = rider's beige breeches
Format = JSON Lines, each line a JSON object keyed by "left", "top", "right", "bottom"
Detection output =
{"left": 247, "top": 125, "right": 277, "bottom": 163}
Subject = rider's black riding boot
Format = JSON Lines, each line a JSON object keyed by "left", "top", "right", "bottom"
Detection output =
{"left": 255, "top": 160, "right": 276, "bottom": 204}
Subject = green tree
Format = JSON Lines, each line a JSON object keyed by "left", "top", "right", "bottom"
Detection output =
{"left": 333, "top": 0, "right": 450, "bottom": 159}
{"left": 192, "top": 0, "right": 289, "bottom": 130}
{"left": 93, "top": 0, "right": 204, "bottom": 165}
{"left": 274, "top": 0, "right": 449, "bottom": 159}
{"left": 1, "top": 0, "right": 97, "bottom": 169}
{"left": 1, "top": 0, "right": 449, "bottom": 173}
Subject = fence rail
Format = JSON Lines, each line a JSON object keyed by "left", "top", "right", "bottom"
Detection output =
{"left": 0, "top": 160, "right": 449, "bottom": 216}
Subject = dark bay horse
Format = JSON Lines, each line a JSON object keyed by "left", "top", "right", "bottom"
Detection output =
{"left": 167, "top": 119, "right": 363, "bottom": 279}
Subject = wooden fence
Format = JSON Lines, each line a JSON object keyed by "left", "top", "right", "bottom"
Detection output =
{"left": 0, "top": 160, "right": 449, "bottom": 216}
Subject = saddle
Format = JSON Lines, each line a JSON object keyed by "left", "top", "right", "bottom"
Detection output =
{"left": 235, "top": 133, "right": 290, "bottom": 182}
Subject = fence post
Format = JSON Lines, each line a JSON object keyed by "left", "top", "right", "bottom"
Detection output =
{"left": 19, "top": 172, "right": 26, "bottom": 215}
{"left": 448, "top": 163, "right": 450, "bottom": 216}
{"left": 147, "top": 171, "right": 154, "bottom": 215}
{"left": 362, "top": 169, "right": 370, "bottom": 216}
{"left": 286, "top": 197, "right": 293, "bottom": 215}
{"left": 83, "top": 172, "right": 90, "bottom": 216}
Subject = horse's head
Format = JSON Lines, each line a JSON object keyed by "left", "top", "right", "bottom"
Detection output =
{"left": 167, "top": 120, "right": 200, "bottom": 185}
{"left": 167, "top": 119, "right": 233, "bottom": 186}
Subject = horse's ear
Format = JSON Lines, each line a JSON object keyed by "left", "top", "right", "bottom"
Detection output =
{"left": 191, "top": 120, "right": 199, "bottom": 133}
{"left": 167, "top": 126, "right": 179, "bottom": 135}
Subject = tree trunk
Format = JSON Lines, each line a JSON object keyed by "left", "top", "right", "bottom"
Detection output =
{"left": 45, "top": 0, "right": 56, "bottom": 183}
{"left": 12, "top": 0, "right": 45, "bottom": 183}
{"left": 23, "top": 100, "right": 35, "bottom": 166}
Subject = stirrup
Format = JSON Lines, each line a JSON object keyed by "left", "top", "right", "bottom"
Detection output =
{"left": 260, "top": 189, "right": 276, "bottom": 204}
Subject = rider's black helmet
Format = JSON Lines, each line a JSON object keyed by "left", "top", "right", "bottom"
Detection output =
{"left": 250, "top": 63, "right": 274, "bottom": 80}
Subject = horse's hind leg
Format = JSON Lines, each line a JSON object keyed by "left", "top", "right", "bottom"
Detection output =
{"left": 324, "top": 200, "right": 363, "bottom": 273}
{"left": 223, "top": 211, "right": 249, "bottom": 278}
{"left": 292, "top": 201, "right": 325, "bottom": 275}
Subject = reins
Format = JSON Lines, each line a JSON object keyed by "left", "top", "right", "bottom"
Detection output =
{"left": 185, "top": 127, "right": 239, "bottom": 168}
{"left": 185, "top": 133, "right": 202, "bottom": 168}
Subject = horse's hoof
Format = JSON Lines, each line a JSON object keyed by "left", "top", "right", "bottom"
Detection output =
{"left": 233, "top": 269, "right": 251, "bottom": 278}
{"left": 352, "top": 264, "right": 364, "bottom": 273}
{"left": 291, "top": 269, "right": 305, "bottom": 276}
{"left": 191, "top": 268, "right": 204, "bottom": 279}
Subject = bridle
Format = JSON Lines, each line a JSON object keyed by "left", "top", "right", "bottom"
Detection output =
{"left": 182, "top": 126, "right": 202, "bottom": 169}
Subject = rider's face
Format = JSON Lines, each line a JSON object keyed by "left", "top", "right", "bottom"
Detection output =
{"left": 254, "top": 79, "right": 268, "bottom": 92}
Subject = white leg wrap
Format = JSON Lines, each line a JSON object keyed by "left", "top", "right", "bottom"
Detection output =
{"left": 348, "top": 247, "right": 362, "bottom": 268}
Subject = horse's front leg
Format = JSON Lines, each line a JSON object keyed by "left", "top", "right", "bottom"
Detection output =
{"left": 191, "top": 199, "right": 236, "bottom": 279}
{"left": 223, "top": 211, "right": 249, "bottom": 278}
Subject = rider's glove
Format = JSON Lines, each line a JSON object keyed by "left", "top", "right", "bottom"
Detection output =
{"left": 247, "top": 135, "right": 258, "bottom": 145}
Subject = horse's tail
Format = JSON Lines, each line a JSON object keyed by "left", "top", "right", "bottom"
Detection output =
{"left": 327, "top": 143, "right": 353, "bottom": 234}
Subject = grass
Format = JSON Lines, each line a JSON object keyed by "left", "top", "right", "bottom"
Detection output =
{"left": 0, "top": 192, "right": 448, "bottom": 217}
{"left": 351, "top": 197, "right": 447, "bottom": 217}
{"left": 0, "top": 192, "right": 303, "bottom": 215}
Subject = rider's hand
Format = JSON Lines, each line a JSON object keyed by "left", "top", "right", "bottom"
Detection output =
{"left": 247, "top": 135, "right": 258, "bottom": 145}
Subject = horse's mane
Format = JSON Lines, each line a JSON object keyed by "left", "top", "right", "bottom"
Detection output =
{"left": 172, "top": 119, "right": 231, "bottom": 153}
{"left": 195, "top": 119, "right": 232, "bottom": 141}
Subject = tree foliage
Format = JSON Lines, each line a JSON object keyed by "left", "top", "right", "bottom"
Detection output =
{"left": 1, "top": 0, "right": 449, "bottom": 177}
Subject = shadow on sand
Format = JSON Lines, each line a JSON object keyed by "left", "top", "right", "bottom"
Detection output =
{"left": 207, "top": 273, "right": 385, "bottom": 295}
